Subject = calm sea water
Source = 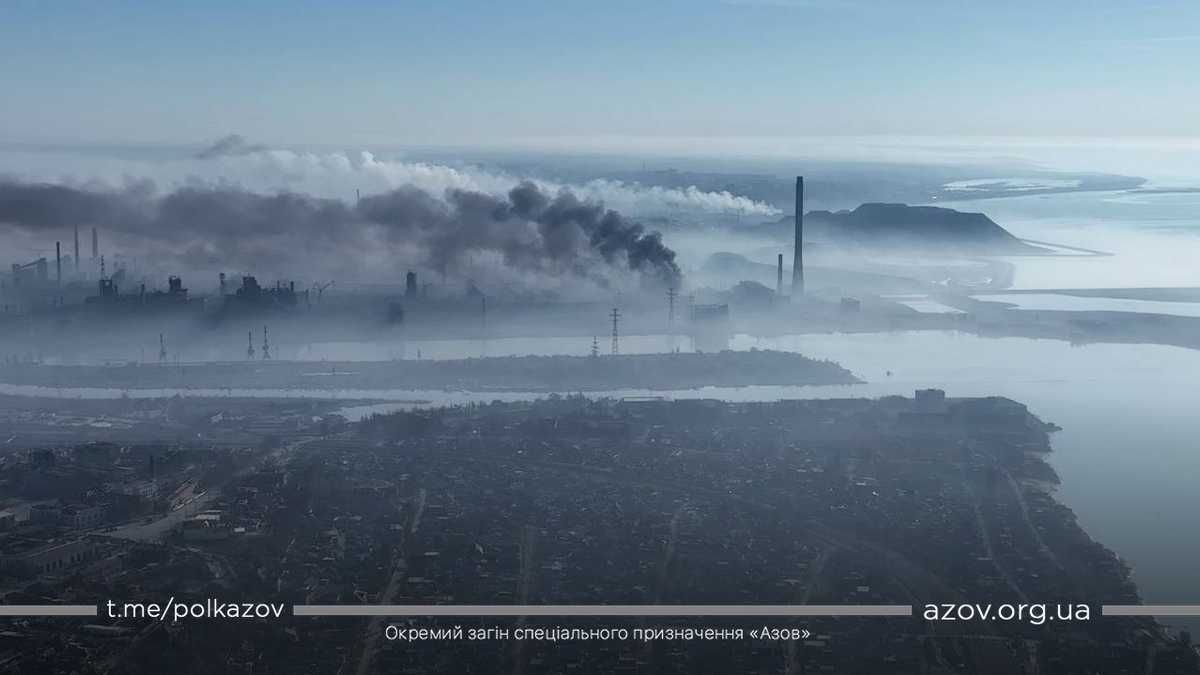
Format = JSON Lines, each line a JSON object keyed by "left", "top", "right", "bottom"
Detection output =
{"left": 974, "top": 293, "right": 1200, "bottom": 316}
{"left": 963, "top": 189, "right": 1200, "bottom": 290}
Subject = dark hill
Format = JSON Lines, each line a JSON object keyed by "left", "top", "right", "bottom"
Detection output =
{"left": 756, "top": 202, "right": 1041, "bottom": 254}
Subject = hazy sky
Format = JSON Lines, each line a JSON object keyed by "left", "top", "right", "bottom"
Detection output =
{"left": 2, "top": 0, "right": 1198, "bottom": 146}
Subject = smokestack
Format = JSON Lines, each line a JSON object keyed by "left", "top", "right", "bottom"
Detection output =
{"left": 792, "top": 176, "right": 804, "bottom": 297}
{"left": 73, "top": 226, "right": 80, "bottom": 272}
{"left": 91, "top": 227, "right": 98, "bottom": 260}
{"left": 56, "top": 242, "right": 61, "bottom": 285}
{"left": 776, "top": 253, "right": 783, "bottom": 296}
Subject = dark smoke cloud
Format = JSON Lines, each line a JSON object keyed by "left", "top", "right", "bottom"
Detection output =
{"left": 194, "top": 134, "right": 268, "bottom": 159}
{"left": 0, "top": 179, "right": 681, "bottom": 294}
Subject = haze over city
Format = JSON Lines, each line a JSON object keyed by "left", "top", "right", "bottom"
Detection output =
{"left": 1, "top": 2, "right": 1199, "bottom": 674}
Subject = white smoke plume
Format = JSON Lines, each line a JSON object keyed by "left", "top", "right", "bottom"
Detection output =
{"left": 198, "top": 141, "right": 781, "bottom": 217}
{"left": 0, "top": 135, "right": 781, "bottom": 219}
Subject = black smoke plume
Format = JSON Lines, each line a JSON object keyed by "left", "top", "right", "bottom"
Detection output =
{"left": 0, "top": 179, "right": 681, "bottom": 294}
{"left": 194, "top": 134, "right": 268, "bottom": 159}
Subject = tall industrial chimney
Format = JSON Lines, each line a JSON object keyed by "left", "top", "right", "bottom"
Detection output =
{"left": 91, "top": 227, "right": 98, "bottom": 260}
{"left": 56, "top": 242, "right": 61, "bottom": 285}
{"left": 776, "top": 253, "right": 783, "bottom": 296}
{"left": 73, "top": 225, "right": 80, "bottom": 272}
{"left": 792, "top": 176, "right": 804, "bottom": 297}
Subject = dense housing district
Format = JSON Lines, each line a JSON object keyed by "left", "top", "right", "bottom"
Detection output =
{"left": 0, "top": 391, "right": 1196, "bottom": 674}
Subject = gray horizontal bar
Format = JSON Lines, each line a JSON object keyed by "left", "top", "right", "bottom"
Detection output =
{"left": 1103, "top": 605, "right": 1200, "bottom": 616}
{"left": 294, "top": 605, "right": 911, "bottom": 617}
{"left": 0, "top": 605, "right": 97, "bottom": 616}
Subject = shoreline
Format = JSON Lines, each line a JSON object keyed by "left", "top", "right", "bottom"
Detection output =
{"left": 0, "top": 350, "right": 860, "bottom": 393}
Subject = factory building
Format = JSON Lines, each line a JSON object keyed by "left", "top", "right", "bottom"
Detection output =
{"left": 0, "top": 537, "right": 103, "bottom": 577}
{"left": 219, "top": 276, "right": 304, "bottom": 314}
{"left": 10, "top": 258, "right": 49, "bottom": 288}
{"left": 690, "top": 303, "right": 731, "bottom": 352}
{"left": 85, "top": 273, "right": 193, "bottom": 310}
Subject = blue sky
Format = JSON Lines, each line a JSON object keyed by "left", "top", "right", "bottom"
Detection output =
{"left": 1, "top": 0, "right": 1198, "bottom": 146}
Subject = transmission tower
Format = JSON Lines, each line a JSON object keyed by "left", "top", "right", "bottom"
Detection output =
{"left": 667, "top": 286, "right": 677, "bottom": 352}
{"left": 480, "top": 295, "right": 488, "bottom": 358}
{"left": 667, "top": 287, "right": 677, "bottom": 327}
{"left": 610, "top": 307, "right": 621, "bottom": 355}
{"left": 246, "top": 330, "right": 255, "bottom": 359}
{"left": 158, "top": 333, "right": 167, "bottom": 363}
{"left": 591, "top": 336, "right": 599, "bottom": 358}
{"left": 261, "top": 325, "right": 271, "bottom": 360}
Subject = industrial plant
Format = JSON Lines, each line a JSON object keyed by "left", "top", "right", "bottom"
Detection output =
{"left": 7, "top": 1, "right": 1200, "bottom": 672}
